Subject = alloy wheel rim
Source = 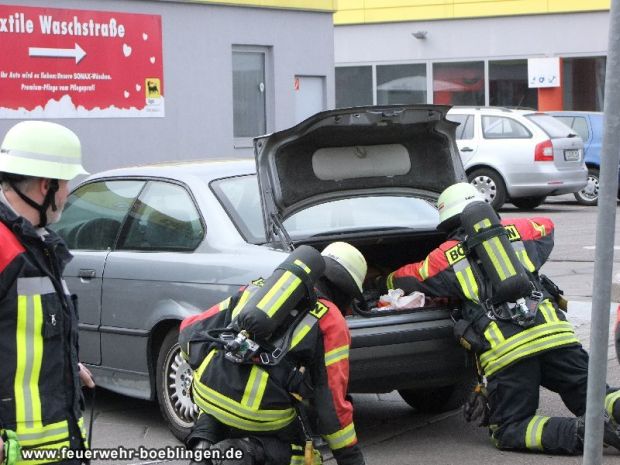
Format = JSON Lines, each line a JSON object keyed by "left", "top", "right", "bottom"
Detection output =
{"left": 470, "top": 175, "right": 497, "bottom": 204}
{"left": 579, "top": 174, "right": 599, "bottom": 201}
{"left": 163, "top": 344, "right": 198, "bottom": 428}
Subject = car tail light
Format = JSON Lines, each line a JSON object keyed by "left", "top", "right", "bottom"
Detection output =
{"left": 535, "top": 140, "right": 554, "bottom": 162}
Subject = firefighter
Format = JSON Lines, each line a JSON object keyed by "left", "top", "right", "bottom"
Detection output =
{"left": 381, "top": 182, "right": 620, "bottom": 455}
{"left": 0, "top": 121, "right": 93, "bottom": 465}
{"left": 179, "top": 242, "right": 367, "bottom": 465}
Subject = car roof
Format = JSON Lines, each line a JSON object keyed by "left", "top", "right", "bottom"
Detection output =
{"left": 83, "top": 158, "right": 256, "bottom": 183}
{"left": 448, "top": 106, "right": 539, "bottom": 115}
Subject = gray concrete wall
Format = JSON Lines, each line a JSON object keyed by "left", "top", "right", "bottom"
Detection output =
{"left": 0, "top": 0, "right": 335, "bottom": 177}
{"left": 335, "top": 11, "right": 609, "bottom": 64}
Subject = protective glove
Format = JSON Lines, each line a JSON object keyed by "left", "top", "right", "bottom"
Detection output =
{"left": 1, "top": 430, "right": 21, "bottom": 465}
{"left": 463, "top": 383, "right": 490, "bottom": 427}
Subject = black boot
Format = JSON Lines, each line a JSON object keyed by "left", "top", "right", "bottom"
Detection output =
{"left": 211, "top": 438, "right": 265, "bottom": 465}
{"left": 189, "top": 439, "right": 214, "bottom": 465}
{"left": 576, "top": 412, "right": 620, "bottom": 452}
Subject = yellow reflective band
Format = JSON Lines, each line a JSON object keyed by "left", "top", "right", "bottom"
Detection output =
{"left": 324, "top": 423, "right": 357, "bottom": 450}
{"left": 193, "top": 378, "right": 292, "bottom": 422}
{"left": 290, "top": 313, "right": 320, "bottom": 350}
{"left": 386, "top": 272, "right": 395, "bottom": 290}
{"left": 192, "top": 387, "right": 296, "bottom": 431}
{"left": 419, "top": 257, "right": 430, "bottom": 281}
{"left": 232, "top": 289, "right": 253, "bottom": 318}
{"left": 16, "top": 421, "right": 69, "bottom": 447}
{"left": 293, "top": 259, "right": 311, "bottom": 274}
{"left": 513, "top": 243, "right": 536, "bottom": 273}
{"left": 325, "top": 345, "right": 349, "bottom": 367}
{"left": 483, "top": 332, "right": 580, "bottom": 377}
{"left": 525, "top": 415, "right": 549, "bottom": 450}
{"left": 194, "top": 349, "right": 217, "bottom": 379}
{"left": 456, "top": 267, "right": 480, "bottom": 303}
{"left": 15, "top": 294, "right": 45, "bottom": 430}
{"left": 481, "top": 321, "right": 573, "bottom": 365}
{"left": 290, "top": 456, "right": 305, "bottom": 465}
{"left": 605, "top": 391, "right": 620, "bottom": 416}
{"left": 257, "top": 271, "right": 301, "bottom": 318}
{"left": 78, "top": 416, "right": 89, "bottom": 448}
{"left": 219, "top": 297, "right": 231, "bottom": 311}
{"left": 483, "top": 322, "right": 505, "bottom": 347}
{"left": 531, "top": 221, "right": 547, "bottom": 237}
{"left": 539, "top": 300, "right": 559, "bottom": 323}
{"left": 474, "top": 219, "right": 516, "bottom": 280}
{"left": 241, "top": 366, "right": 269, "bottom": 410}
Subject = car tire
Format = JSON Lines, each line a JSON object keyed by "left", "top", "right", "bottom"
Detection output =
{"left": 574, "top": 167, "right": 600, "bottom": 206}
{"left": 156, "top": 328, "right": 198, "bottom": 441}
{"left": 511, "top": 196, "right": 547, "bottom": 210}
{"left": 398, "top": 375, "right": 477, "bottom": 413}
{"left": 468, "top": 168, "right": 506, "bottom": 210}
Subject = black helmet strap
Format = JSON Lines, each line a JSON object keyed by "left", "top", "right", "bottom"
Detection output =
{"left": 9, "top": 178, "right": 59, "bottom": 227}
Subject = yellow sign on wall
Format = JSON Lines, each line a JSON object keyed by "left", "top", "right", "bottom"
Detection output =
{"left": 334, "top": 0, "right": 610, "bottom": 25}
{"left": 186, "top": 0, "right": 335, "bottom": 11}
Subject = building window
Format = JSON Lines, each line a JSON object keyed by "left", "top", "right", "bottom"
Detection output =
{"left": 232, "top": 49, "right": 267, "bottom": 139}
{"left": 376, "top": 64, "right": 426, "bottom": 104}
{"left": 489, "top": 60, "right": 537, "bottom": 109}
{"left": 433, "top": 61, "right": 484, "bottom": 106}
{"left": 563, "top": 56, "right": 606, "bottom": 111}
{"left": 335, "top": 66, "right": 372, "bottom": 108}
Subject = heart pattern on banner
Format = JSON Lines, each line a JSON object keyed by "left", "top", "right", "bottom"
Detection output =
{"left": 123, "top": 44, "right": 132, "bottom": 57}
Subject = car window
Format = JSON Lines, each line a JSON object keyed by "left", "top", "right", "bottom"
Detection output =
{"left": 52, "top": 180, "right": 145, "bottom": 250}
{"left": 447, "top": 114, "right": 474, "bottom": 140}
{"left": 482, "top": 116, "right": 531, "bottom": 139}
{"left": 283, "top": 196, "right": 439, "bottom": 237}
{"left": 118, "top": 181, "right": 204, "bottom": 251}
{"left": 211, "top": 175, "right": 266, "bottom": 243}
{"left": 526, "top": 113, "right": 575, "bottom": 138}
{"left": 572, "top": 117, "right": 590, "bottom": 141}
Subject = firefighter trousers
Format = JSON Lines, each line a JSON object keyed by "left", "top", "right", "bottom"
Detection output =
{"left": 186, "top": 413, "right": 307, "bottom": 465}
{"left": 487, "top": 344, "right": 620, "bottom": 455}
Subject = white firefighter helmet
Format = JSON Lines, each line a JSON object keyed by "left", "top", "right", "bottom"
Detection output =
{"left": 437, "top": 182, "right": 484, "bottom": 225}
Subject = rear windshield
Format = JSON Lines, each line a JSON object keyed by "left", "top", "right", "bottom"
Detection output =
{"left": 210, "top": 174, "right": 440, "bottom": 243}
{"left": 526, "top": 114, "right": 576, "bottom": 138}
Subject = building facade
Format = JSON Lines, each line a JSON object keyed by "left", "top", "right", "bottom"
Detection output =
{"left": 0, "top": 0, "right": 335, "bottom": 175}
{"left": 334, "top": 1, "right": 610, "bottom": 112}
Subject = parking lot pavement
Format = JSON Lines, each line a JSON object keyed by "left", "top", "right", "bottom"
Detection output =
{"left": 83, "top": 300, "right": 620, "bottom": 465}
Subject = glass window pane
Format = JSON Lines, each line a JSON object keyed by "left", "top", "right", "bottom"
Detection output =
{"left": 482, "top": 116, "right": 531, "bottom": 139}
{"left": 335, "top": 66, "right": 372, "bottom": 108}
{"left": 489, "top": 60, "right": 537, "bottom": 109}
{"left": 376, "top": 64, "right": 426, "bottom": 104}
{"left": 233, "top": 51, "right": 266, "bottom": 137}
{"left": 52, "top": 180, "right": 144, "bottom": 250}
{"left": 447, "top": 113, "right": 474, "bottom": 140}
{"left": 563, "top": 56, "right": 606, "bottom": 111}
{"left": 433, "top": 61, "right": 484, "bottom": 105}
{"left": 120, "top": 182, "right": 204, "bottom": 251}
{"left": 526, "top": 114, "right": 573, "bottom": 138}
{"left": 572, "top": 117, "right": 590, "bottom": 140}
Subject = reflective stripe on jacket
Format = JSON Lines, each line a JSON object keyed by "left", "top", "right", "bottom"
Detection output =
{"left": 0, "top": 202, "right": 86, "bottom": 462}
{"left": 388, "top": 217, "right": 580, "bottom": 378}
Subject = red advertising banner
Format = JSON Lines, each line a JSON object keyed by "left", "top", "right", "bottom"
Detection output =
{"left": 0, "top": 5, "right": 164, "bottom": 118}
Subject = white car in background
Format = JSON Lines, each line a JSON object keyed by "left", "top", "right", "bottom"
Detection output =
{"left": 447, "top": 107, "right": 587, "bottom": 210}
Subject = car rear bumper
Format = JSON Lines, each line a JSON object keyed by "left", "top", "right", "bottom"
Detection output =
{"left": 506, "top": 164, "right": 588, "bottom": 197}
{"left": 347, "top": 309, "right": 471, "bottom": 393}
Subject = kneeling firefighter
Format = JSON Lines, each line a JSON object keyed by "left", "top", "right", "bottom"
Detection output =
{"left": 380, "top": 182, "right": 620, "bottom": 455}
{"left": 179, "top": 242, "right": 367, "bottom": 465}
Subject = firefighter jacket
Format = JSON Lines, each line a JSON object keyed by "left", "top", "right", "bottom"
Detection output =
{"left": 0, "top": 201, "right": 87, "bottom": 463}
{"left": 387, "top": 217, "right": 580, "bottom": 379}
{"left": 179, "top": 283, "right": 364, "bottom": 465}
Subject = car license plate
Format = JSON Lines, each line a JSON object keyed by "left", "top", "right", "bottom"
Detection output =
{"left": 564, "top": 149, "right": 581, "bottom": 161}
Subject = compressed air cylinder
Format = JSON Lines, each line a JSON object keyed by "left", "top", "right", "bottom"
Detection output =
{"left": 234, "top": 245, "right": 326, "bottom": 342}
{"left": 461, "top": 201, "right": 531, "bottom": 304}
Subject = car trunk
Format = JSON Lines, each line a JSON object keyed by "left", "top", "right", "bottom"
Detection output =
{"left": 526, "top": 113, "right": 584, "bottom": 170}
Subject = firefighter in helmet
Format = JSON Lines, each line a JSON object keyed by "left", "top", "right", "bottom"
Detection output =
{"left": 179, "top": 242, "right": 367, "bottom": 465}
{"left": 0, "top": 121, "right": 94, "bottom": 465}
{"left": 379, "top": 182, "right": 620, "bottom": 455}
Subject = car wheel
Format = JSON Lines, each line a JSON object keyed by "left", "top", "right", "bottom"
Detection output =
{"left": 511, "top": 196, "right": 547, "bottom": 210}
{"left": 468, "top": 168, "right": 506, "bottom": 210}
{"left": 574, "top": 167, "right": 600, "bottom": 206}
{"left": 398, "top": 375, "right": 477, "bottom": 413}
{"left": 156, "top": 328, "right": 199, "bottom": 441}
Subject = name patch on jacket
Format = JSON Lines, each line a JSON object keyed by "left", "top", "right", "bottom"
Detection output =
{"left": 504, "top": 224, "right": 521, "bottom": 242}
{"left": 445, "top": 243, "right": 467, "bottom": 265}
{"left": 310, "top": 301, "right": 329, "bottom": 319}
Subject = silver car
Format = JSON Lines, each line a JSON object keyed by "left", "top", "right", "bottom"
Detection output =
{"left": 447, "top": 107, "right": 587, "bottom": 210}
{"left": 52, "top": 105, "right": 473, "bottom": 440}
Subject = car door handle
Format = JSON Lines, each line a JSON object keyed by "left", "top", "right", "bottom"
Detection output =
{"left": 79, "top": 269, "right": 97, "bottom": 279}
{"left": 460, "top": 147, "right": 474, "bottom": 152}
